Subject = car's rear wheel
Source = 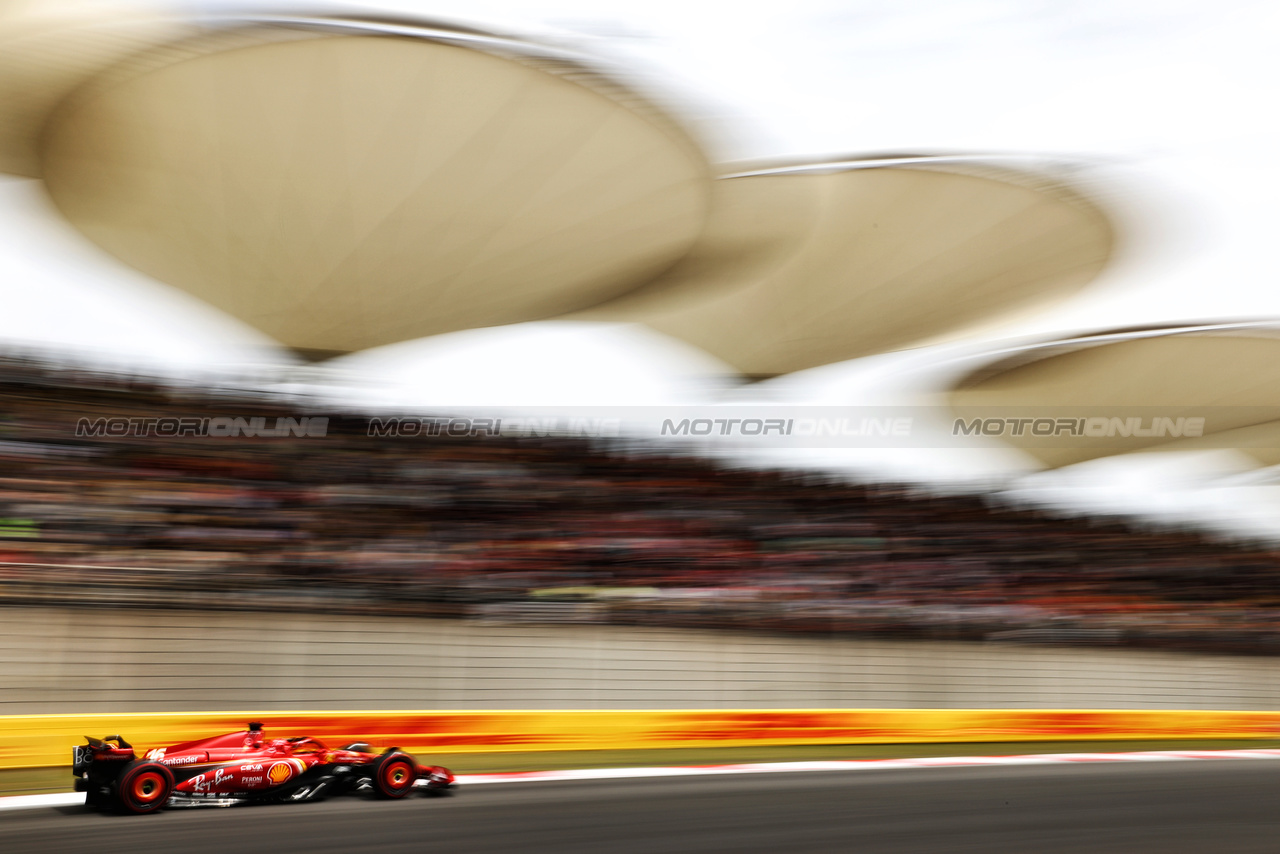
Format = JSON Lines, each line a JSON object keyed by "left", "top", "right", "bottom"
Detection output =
{"left": 114, "top": 760, "right": 174, "bottom": 814}
{"left": 372, "top": 751, "right": 417, "bottom": 799}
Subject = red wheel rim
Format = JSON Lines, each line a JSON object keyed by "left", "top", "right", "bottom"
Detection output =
{"left": 131, "top": 771, "right": 166, "bottom": 804}
{"left": 384, "top": 761, "right": 410, "bottom": 790}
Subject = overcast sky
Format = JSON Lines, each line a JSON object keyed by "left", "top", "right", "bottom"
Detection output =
{"left": 3, "top": 0, "right": 1280, "bottom": 529}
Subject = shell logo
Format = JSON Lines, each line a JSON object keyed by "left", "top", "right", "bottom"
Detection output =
{"left": 267, "top": 762, "right": 294, "bottom": 785}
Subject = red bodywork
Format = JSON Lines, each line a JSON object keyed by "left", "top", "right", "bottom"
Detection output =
{"left": 74, "top": 723, "right": 454, "bottom": 813}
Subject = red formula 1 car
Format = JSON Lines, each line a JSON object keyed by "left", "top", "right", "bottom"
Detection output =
{"left": 73, "top": 722, "right": 454, "bottom": 814}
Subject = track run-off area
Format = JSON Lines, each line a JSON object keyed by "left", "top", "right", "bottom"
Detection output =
{"left": 4, "top": 750, "right": 1280, "bottom": 853}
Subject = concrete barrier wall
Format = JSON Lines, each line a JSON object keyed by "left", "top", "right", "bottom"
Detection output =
{"left": 4, "top": 606, "right": 1280, "bottom": 714}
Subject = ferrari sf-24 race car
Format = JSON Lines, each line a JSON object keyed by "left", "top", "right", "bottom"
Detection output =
{"left": 73, "top": 722, "right": 454, "bottom": 813}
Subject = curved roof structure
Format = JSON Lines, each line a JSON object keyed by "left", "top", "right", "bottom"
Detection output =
{"left": 574, "top": 157, "right": 1115, "bottom": 376}
{"left": 0, "top": 2, "right": 191, "bottom": 177}
{"left": 949, "top": 323, "right": 1280, "bottom": 468}
{"left": 4, "top": 10, "right": 1120, "bottom": 370}
{"left": 1139, "top": 421, "right": 1280, "bottom": 468}
{"left": 37, "top": 17, "right": 713, "bottom": 353}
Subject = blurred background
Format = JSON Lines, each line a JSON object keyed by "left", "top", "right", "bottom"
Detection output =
{"left": 3, "top": 0, "right": 1280, "bottom": 722}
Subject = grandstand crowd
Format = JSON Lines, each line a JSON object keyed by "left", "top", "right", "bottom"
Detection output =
{"left": 2, "top": 352, "right": 1279, "bottom": 655}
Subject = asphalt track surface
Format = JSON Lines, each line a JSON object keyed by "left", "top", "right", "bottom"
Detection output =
{"left": 4, "top": 761, "right": 1278, "bottom": 853}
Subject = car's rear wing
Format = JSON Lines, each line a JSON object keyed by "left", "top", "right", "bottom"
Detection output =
{"left": 73, "top": 735, "right": 136, "bottom": 774}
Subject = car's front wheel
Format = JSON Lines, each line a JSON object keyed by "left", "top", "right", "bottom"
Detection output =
{"left": 371, "top": 751, "right": 418, "bottom": 799}
{"left": 114, "top": 760, "right": 174, "bottom": 814}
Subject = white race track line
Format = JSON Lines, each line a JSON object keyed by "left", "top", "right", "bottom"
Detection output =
{"left": 7, "top": 749, "right": 1280, "bottom": 811}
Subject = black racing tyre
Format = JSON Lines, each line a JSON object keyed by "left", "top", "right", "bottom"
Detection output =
{"left": 114, "top": 760, "right": 174, "bottom": 814}
{"left": 371, "top": 751, "right": 417, "bottom": 799}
